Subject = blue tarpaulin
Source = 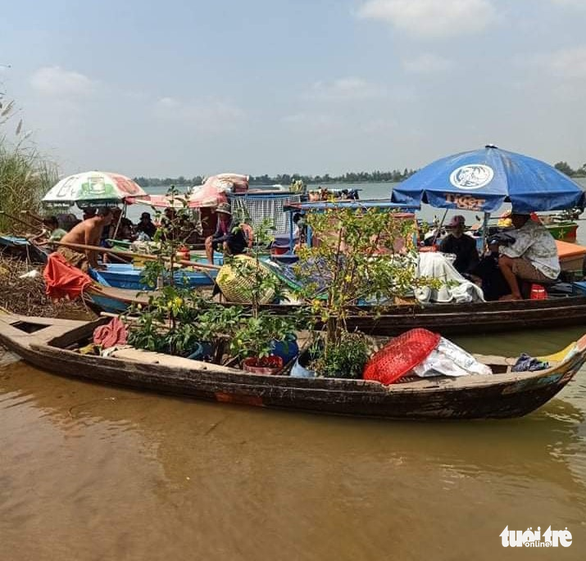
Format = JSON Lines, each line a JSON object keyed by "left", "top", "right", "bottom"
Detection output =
{"left": 391, "top": 145, "right": 585, "bottom": 213}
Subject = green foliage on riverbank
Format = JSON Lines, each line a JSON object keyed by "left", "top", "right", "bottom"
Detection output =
{"left": 0, "top": 93, "right": 58, "bottom": 233}
{"left": 554, "top": 161, "right": 586, "bottom": 178}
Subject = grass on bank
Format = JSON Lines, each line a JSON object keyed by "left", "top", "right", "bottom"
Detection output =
{"left": 0, "top": 143, "right": 59, "bottom": 233}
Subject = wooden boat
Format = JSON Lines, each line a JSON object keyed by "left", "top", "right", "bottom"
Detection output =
{"left": 83, "top": 283, "right": 586, "bottom": 335}
{"left": 89, "top": 262, "right": 217, "bottom": 291}
{"left": 546, "top": 221, "right": 578, "bottom": 243}
{"left": 0, "top": 313, "right": 584, "bottom": 420}
{"left": 0, "top": 235, "right": 49, "bottom": 263}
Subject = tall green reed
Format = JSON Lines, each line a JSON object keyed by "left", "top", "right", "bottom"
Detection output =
{"left": 0, "top": 93, "right": 59, "bottom": 233}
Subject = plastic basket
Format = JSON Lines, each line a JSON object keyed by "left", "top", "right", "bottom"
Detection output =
{"left": 363, "top": 328, "right": 441, "bottom": 385}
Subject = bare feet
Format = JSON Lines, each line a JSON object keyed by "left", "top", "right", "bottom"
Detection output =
{"left": 499, "top": 293, "right": 522, "bottom": 301}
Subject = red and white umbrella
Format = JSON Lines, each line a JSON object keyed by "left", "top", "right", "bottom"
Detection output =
{"left": 127, "top": 173, "right": 248, "bottom": 209}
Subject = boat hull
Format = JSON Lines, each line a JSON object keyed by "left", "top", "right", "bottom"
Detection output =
{"left": 90, "top": 263, "right": 217, "bottom": 290}
{"left": 1, "top": 315, "right": 584, "bottom": 421}
{"left": 85, "top": 286, "right": 586, "bottom": 336}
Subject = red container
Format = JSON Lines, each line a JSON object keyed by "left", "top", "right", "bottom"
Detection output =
{"left": 271, "top": 245, "right": 289, "bottom": 256}
{"left": 242, "top": 355, "right": 284, "bottom": 375}
{"left": 530, "top": 284, "right": 547, "bottom": 300}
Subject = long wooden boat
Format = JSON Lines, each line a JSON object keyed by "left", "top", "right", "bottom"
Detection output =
{"left": 0, "top": 313, "right": 584, "bottom": 420}
{"left": 83, "top": 284, "right": 586, "bottom": 335}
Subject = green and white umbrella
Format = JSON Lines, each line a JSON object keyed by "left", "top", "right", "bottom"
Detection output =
{"left": 43, "top": 171, "right": 147, "bottom": 206}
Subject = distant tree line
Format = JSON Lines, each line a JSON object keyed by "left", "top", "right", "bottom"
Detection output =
{"left": 133, "top": 169, "right": 417, "bottom": 188}
{"left": 134, "top": 176, "right": 205, "bottom": 187}
{"left": 134, "top": 162, "right": 585, "bottom": 188}
{"left": 554, "top": 162, "right": 586, "bottom": 177}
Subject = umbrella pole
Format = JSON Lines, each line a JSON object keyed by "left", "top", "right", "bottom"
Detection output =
{"left": 481, "top": 212, "right": 490, "bottom": 253}
{"left": 112, "top": 202, "right": 125, "bottom": 240}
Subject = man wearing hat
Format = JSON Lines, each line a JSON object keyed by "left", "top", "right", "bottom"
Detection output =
{"left": 205, "top": 203, "right": 248, "bottom": 263}
{"left": 136, "top": 211, "right": 157, "bottom": 240}
{"left": 439, "top": 215, "right": 479, "bottom": 275}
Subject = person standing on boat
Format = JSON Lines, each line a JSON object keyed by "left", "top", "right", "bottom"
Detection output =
{"left": 205, "top": 203, "right": 248, "bottom": 263}
{"left": 439, "top": 215, "right": 479, "bottom": 275}
{"left": 498, "top": 213, "right": 560, "bottom": 300}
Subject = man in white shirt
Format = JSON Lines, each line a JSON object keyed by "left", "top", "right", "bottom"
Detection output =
{"left": 498, "top": 213, "right": 560, "bottom": 300}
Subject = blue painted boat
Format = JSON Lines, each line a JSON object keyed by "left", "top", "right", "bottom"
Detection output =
{"left": 89, "top": 262, "right": 218, "bottom": 290}
{"left": 0, "top": 235, "right": 49, "bottom": 263}
{"left": 86, "top": 289, "right": 135, "bottom": 314}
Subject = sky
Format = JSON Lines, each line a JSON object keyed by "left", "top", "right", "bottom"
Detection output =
{"left": 1, "top": 0, "right": 586, "bottom": 178}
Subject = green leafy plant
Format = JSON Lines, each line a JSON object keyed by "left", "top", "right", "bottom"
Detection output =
{"left": 311, "top": 332, "right": 369, "bottom": 379}
{"left": 229, "top": 310, "right": 306, "bottom": 362}
{"left": 225, "top": 218, "right": 284, "bottom": 315}
{"left": 293, "top": 205, "right": 433, "bottom": 377}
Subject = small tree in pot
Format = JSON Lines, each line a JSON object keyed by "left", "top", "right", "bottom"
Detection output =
{"left": 294, "top": 205, "right": 430, "bottom": 378}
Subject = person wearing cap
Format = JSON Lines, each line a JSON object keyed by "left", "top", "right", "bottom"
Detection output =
{"left": 497, "top": 213, "right": 559, "bottom": 300}
{"left": 205, "top": 203, "right": 248, "bottom": 263}
{"left": 439, "top": 215, "right": 479, "bottom": 275}
{"left": 135, "top": 211, "right": 157, "bottom": 239}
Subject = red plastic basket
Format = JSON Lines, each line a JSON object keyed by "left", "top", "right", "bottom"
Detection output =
{"left": 363, "top": 329, "right": 441, "bottom": 385}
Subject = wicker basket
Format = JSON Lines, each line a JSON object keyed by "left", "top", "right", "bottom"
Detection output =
{"left": 216, "top": 255, "right": 275, "bottom": 304}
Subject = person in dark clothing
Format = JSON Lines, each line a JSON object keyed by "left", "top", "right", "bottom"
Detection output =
{"left": 136, "top": 212, "right": 157, "bottom": 239}
{"left": 469, "top": 242, "right": 511, "bottom": 301}
{"left": 439, "top": 215, "right": 479, "bottom": 275}
{"left": 205, "top": 203, "right": 247, "bottom": 263}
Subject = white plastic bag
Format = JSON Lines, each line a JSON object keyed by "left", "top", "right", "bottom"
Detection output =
{"left": 413, "top": 337, "right": 492, "bottom": 378}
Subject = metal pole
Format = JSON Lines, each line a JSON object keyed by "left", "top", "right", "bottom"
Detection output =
{"left": 288, "top": 210, "right": 294, "bottom": 253}
{"left": 481, "top": 212, "right": 490, "bottom": 253}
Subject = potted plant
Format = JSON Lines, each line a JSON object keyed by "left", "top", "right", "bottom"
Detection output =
{"left": 293, "top": 205, "right": 429, "bottom": 378}
{"left": 229, "top": 312, "right": 305, "bottom": 374}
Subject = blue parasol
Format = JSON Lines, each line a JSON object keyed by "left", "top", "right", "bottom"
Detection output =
{"left": 391, "top": 145, "right": 585, "bottom": 213}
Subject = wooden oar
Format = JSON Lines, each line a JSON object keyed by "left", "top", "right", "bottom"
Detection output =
{"left": 0, "top": 211, "right": 42, "bottom": 233}
{"left": 52, "top": 241, "right": 222, "bottom": 271}
{"left": 21, "top": 210, "right": 44, "bottom": 224}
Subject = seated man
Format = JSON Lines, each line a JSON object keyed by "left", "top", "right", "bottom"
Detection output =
{"left": 135, "top": 212, "right": 157, "bottom": 240}
{"left": 205, "top": 203, "right": 247, "bottom": 263}
{"left": 439, "top": 215, "right": 479, "bottom": 276}
{"left": 58, "top": 207, "right": 113, "bottom": 271}
{"left": 469, "top": 240, "right": 511, "bottom": 301}
{"left": 498, "top": 213, "right": 560, "bottom": 300}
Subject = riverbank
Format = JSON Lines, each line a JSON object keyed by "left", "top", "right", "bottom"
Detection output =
{"left": 0, "top": 256, "right": 93, "bottom": 319}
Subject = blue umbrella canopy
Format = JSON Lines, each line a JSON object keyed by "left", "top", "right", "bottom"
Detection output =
{"left": 391, "top": 145, "right": 585, "bottom": 213}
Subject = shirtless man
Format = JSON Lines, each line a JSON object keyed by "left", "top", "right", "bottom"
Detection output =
{"left": 58, "top": 207, "right": 113, "bottom": 271}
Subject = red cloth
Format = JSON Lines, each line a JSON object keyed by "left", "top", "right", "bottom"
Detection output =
{"left": 43, "top": 252, "right": 92, "bottom": 300}
{"left": 93, "top": 317, "right": 128, "bottom": 349}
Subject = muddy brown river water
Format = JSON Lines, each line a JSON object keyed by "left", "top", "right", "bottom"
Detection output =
{"left": 1, "top": 327, "right": 586, "bottom": 560}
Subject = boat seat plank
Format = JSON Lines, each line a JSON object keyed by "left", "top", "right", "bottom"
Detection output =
{"left": 108, "top": 347, "right": 241, "bottom": 374}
